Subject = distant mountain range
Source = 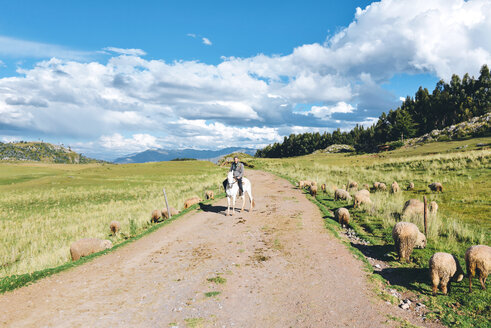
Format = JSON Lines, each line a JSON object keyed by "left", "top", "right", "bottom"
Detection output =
{"left": 113, "top": 147, "right": 257, "bottom": 164}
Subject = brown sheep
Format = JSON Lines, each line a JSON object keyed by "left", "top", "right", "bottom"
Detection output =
{"left": 373, "top": 182, "right": 381, "bottom": 189}
{"left": 428, "top": 182, "right": 443, "bottom": 193}
{"left": 335, "top": 208, "right": 350, "bottom": 227}
{"left": 205, "top": 190, "right": 214, "bottom": 200}
{"left": 151, "top": 209, "right": 161, "bottom": 223}
{"left": 321, "top": 183, "right": 326, "bottom": 193}
{"left": 334, "top": 189, "right": 352, "bottom": 201}
{"left": 109, "top": 220, "right": 120, "bottom": 234}
{"left": 402, "top": 199, "right": 438, "bottom": 218}
{"left": 429, "top": 252, "right": 464, "bottom": 295}
{"left": 184, "top": 196, "right": 202, "bottom": 209}
{"left": 161, "top": 207, "right": 180, "bottom": 219}
{"left": 378, "top": 183, "right": 387, "bottom": 191}
{"left": 310, "top": 181, "right": 317, "bottom": 187}
{"left": 465, "top": 245, "right": 491, "bottom": 292}
{"left": 353, "top": 191, "right": 371, "bottom": 208}
{"left": 362, "top": 183, "right": 370, "bottom": 191}
{"left": 298, "top": 180, "right": 307, "bottom": 189}
{"left": 70, "top": 238, "right": 112, "bottom": 261}
{"left": 348, "top": 181, "right": 358, "bottom": 190}
{"left": 310, "top": 185, "right": 318, "bottom": 197}
{"left": 391, "top": 181, "right": 400, "bottom": 193}
{"left": 407, "top": 182, "right": 415, "bottom": 191}
{"left": 392, "top": 222, "right": 426, "bottom": 262}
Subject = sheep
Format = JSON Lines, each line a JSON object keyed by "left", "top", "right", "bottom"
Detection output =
{"left": 429, "top": 252, "right": 464, "bottom": 295}
{"left": 428, "top": 182, "right": 443, "bottom": 193}
{"left": 429, "top": 201, "right": 438, "bottom": 213}
{"left": 391, "top": 181, "right": 400, "bottom": 193}
{"left": 402, "top": 199, "right": 438, "bottom": 218}
{"left": 321, "top": 183, "right": 326, "bottom": 193}
{"left": 161, "top": 207, "right": 180, "bottom": 219}
{"left": 392, "top": 222, "right": 426, "bottom": 262}
{"left": 373, "top": 182, "right": 381, "bottom": 190}
{"left": 151, "top": 209, "right": 161, "bottom": 223}
{"left": 184, "top": 197, "right": 202, "bottom": 209}
{"left": 335, "top": 208, "right": 350, "bottom": 227}
{"left": 70, "top": 238, "right": 112, "bottom": 261}
{"left": 348, "top": 181, "right": 358, "bottom": 190}
{"left": 353, "top": 191, "right": 372, "bottom": 208}
{"left": 334, "top": 189, "right": 352, "bottom": 201}
{"left": 298, "top": 180, "right": 307, "bottom": 189}
{"left": 465, "top": 245, "right": 491, "bottom": 292}
{"left": 109, "top": 220, "right": 120, "bottom": 234}
{"left": 310, "top": 184, "right": 318, "bottom": 197}
{"left": 378, "top": 183, "right": 387, "bottom": 191}
{"left": 362, "top": 183, "right": 370, "bottom": 191}
{"left": 205, "top": 190, "right": 214, "bottom": 200}
{"left": 407, "top": 182, "right": 415, "bottom": 191}
{"left": 310, "top": 181, "right": 317, "bottom": 187}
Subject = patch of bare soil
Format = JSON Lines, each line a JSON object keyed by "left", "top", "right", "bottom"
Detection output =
{"left": 0, "top": 170, "right": 443, "bottom": 327}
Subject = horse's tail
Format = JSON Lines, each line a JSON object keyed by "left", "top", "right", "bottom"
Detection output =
{"left": 252, "top": 198, "right": 256, "bottom": 208}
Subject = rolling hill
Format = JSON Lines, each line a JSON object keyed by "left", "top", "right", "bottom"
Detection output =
{"left": 0, "top": 141, "right": 102, "bottom": 164}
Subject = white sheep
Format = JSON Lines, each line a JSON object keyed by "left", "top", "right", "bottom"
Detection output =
{"left": 465, "top": 245, "right": 491, "bottom": 292}
{"left": 429, "top": 252, "right": 464, "bottom": 295}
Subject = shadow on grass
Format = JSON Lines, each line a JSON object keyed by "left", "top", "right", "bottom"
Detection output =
{"left": 350, "top": 242, "right": 394, "bottom": 262}
{"left": 376, "top": 267, "right": 429, "bottom": 294}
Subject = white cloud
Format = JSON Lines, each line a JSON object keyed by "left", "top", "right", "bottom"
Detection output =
{"left": 0, "top": 59, "right": 5, "bottom": 67}
{"left": 187, "top": 33, "right": 197, "bottom": 38}
{"left": 399, "top": 97, "right": 406, "bottom": 102}
{"left": 0, "top": 35, "right": 91, "bottom": 60}
{"left": 358, "top": 117, "right": 379, "bottom": 128}
{"left": 202, "top": 37, "right": 212, "bottom": 46}
{"left": 103, "top": 47, "right": 147, "bottom": 56}
{"left": 299, "top": 102, "right": 355, "bottom": 120}
{"left": 99, "top": 133, "right": 159, "bottom": 151}
{"left": 1, "top": 136, "right": 22, "bottom": 143}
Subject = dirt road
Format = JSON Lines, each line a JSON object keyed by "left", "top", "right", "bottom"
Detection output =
{"left": 1, "top": 170, "right": 432, "bottom": 327}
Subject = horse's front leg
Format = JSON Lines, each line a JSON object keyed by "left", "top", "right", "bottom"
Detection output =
{"left": 232, "top": 195, "right": 236, "bottom": 215}
{"left": 241, "top": 195, "right": 245, "bottom": 212}
{"left": 227, "top": 196, "right": 230, "bottom": 216}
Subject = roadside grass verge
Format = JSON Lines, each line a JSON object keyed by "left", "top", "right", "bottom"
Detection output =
{"left": 0, "top": 193, "right": 224, "bottom": 294}
{"left": 0, "top": 161, "right": 227, "bottom": 278}
{"left": 251, "top": 140, "right": 490, "bottom": 327}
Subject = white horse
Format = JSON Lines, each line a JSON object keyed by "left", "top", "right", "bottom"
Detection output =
{"left": 225, "top": 171, "right": 255, "bottom": 216}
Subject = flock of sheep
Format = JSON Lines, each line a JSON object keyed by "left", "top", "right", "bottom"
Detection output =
{"left": 69, "top": 190, "right": 216, "bottom": 263}
{"left": 68, "top": 178, "right": 489, "bottom": 297}
{"left": 298, "top": 179, "right": 490, "bottom": 295}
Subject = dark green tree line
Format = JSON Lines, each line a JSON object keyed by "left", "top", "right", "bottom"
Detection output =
{"left": 256, "top": 64, "right": 491, "bottom": 157}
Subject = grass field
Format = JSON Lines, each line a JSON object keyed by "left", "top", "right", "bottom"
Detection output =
{"left": 0, "top": 161, "right": 226, "bottom": 278}
{"left": 250, "top": 137, "right": 491, "bottom": 327}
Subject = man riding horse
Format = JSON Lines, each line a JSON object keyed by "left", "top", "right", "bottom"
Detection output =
{"left": 223, "top": 156, "right": 244, "bottom": 195}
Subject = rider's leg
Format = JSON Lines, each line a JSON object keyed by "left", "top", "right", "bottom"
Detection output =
{"left": 237, "top": 178, "right": 243, "bottom": 195}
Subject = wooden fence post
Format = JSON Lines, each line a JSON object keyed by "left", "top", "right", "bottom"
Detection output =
{"left": 423, "top": 195, "right": 428, "bottom": 236}
{"left": 163, "top": 188, "right": 171, "bottom": 220}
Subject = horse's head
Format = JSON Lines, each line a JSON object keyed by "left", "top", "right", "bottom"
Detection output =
{"left": 227, "top": 171, "right": 234, "bottom": 185}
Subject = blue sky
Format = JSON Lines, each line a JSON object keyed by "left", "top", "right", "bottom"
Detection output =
{"left": 0, "top": 0, "right": 490, "bottom": 160}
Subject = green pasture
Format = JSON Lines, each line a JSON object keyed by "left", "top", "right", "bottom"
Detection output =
{"left": 0, "top": 161, "right": 226, "bottom": 278}
{"left": 250, "top": 137, "right": 491, "bottom": 327}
